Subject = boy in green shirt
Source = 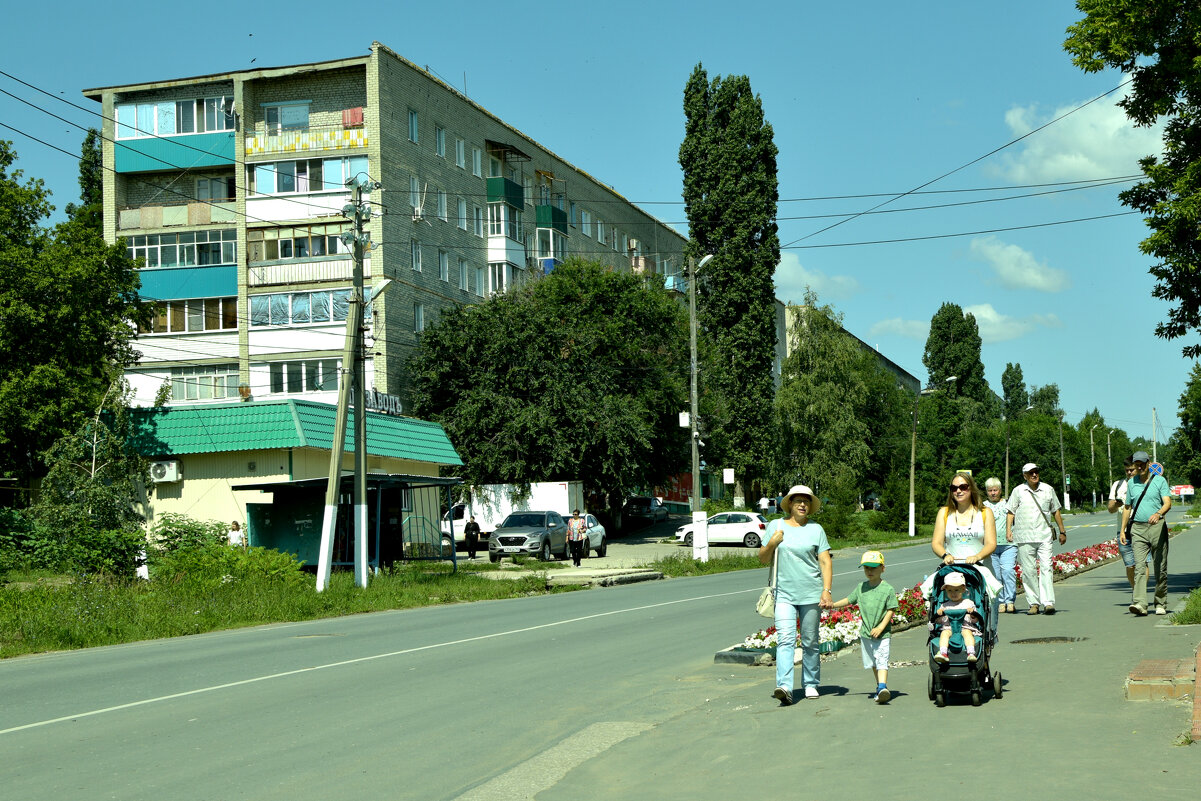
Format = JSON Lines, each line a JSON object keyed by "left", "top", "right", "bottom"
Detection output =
{"left": 830, "top": 550, "right": 899, "bottom": 704}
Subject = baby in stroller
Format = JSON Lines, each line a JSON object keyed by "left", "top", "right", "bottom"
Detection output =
{"left": 933, "top": 572, "right": 983, "bottom": 663}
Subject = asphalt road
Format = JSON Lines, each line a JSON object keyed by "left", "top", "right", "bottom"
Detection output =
{"left": 0, "top": 507, "right": 1184, "bottom": 800}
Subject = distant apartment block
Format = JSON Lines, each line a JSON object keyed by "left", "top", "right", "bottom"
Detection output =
{"left": 85, "top": 42, "right": 687, "bottom": 410}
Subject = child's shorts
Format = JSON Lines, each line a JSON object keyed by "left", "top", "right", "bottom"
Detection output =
{"left": 860, "top": 635, "right": 890, "bottom": 670}
{"left": 936, "top": 614, "right": 982, "bottom": 636}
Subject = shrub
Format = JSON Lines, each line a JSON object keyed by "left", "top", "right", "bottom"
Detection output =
{"left": 149, "top": 542, "right": 307, "bottom": 591}
{"left": 149, "top": 513, "right": 228, "bottom": 554}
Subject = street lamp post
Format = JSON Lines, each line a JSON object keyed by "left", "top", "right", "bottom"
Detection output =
{"left": 1106, "top": 428, "right": 1116, "bottom": 489}
{"left": 1058, "top": 411, "right": 1069, "bottom": 511}
{"left": 908, "top": 376, "right": 956, "bottom": 537}
{"left": 1090, "top": 423, "right": 1099, "bottom": 508}
{"left": 688, "top": 254, "right": 714, "bottom": 513}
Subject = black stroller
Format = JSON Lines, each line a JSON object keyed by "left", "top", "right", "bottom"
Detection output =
{"left": 926, "top": 562, "right": 1002, "bottom": 706}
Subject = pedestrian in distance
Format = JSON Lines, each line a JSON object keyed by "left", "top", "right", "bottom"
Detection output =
{"left": 759, "top": 484, "right": 833, "bottom": 706}
{"left": 983, "top": 477, "right": 1016, "bottom": 615}
{"left": 1006, "top": 463, "right": 1066, "bottom": 615}
{"left": 227, "top": 521, "right": 246, "bottom": 548}
{"left": 567, "top": 509, "right": 588, "bottom": 567}
{"left": 924, "top": 472, "right": 1000, "bottom": 601}
{"left": 463, "top": 515, "right": 481, "bottom": 560}
{"left": 932, "top": 572, "right": 983, "bottom": 663}
{"left": 1120, "top": 451, "right": 1172, "bottom": 616}
{"left": 828, "top": 550, "right": 898, "bottom": 703}
{"left": 1108, "top": 458, "right": 1148, "bottom": 590}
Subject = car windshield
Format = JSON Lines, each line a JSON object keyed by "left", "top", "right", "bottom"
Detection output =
{"left": 500, "top": 513, "right": 545, "bottom": 528}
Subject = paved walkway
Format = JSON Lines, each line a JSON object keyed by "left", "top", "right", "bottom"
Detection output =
{"left": 543, "top": 527, "right": 1201, "bottom": 799}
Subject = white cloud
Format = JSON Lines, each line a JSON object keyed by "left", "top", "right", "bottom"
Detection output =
{"left": 995, "top": 90, "right": 1164, "bottom": 183}
{"left": 773, "top": 251, "right": 860, "bottom": 304}
{"left": 969, "top": 235, "right": 1071, "bottom": 292}
{"left": 962, "top": 303, "right": 1062, "bottom": 344}
{"left": 867, "top": 318, "right": 930, "bottom": 341}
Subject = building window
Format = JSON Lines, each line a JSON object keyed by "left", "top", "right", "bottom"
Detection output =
{"left": 264, "top": 102, "right": 310, "bottom": 133}
{"left": 249, "top": 156, "right": 368, "bottom": 195}
{"left": 410, "top": 175, "right": 421, "bottom": 209}
{"left": 196, "top": 177, "right": 235, "bottom": 202}
{"left": 128, "top": 229, "right": 237, "bottom": 268}
{"left": 269, "top": 359, "right": 340, "bottom": 393}
{"left": 472, "top": 147, "right": 482, "bottom": 177}
{"left": 457, "top": 198, "right": 468, "bottom": 230}
{"left": 249, "top": 289, "right": 352, "bottom": 326}
{"left": 523, "top": 176, "right": 533, "bottom": 207}
{"left": 455, "top": 138, "right": 466, "bottom": 168}
{"left": 488, "top": 263, "right": 507, "bottom": 294}
{"left": 581, "top": 210, "right": 592, "bottom": 237}
{"left": 474, "top": 266, "right": 484, "bottom": 296}
{"left": 170, "top": 364, "right": 240, "bottom": 401}
{"left": 414, "top": 302, "right": 424, "bottom": 333}
{"left": 458, "top": 257, "right": 468, "bottom": 290}
{"left": 116, "top": 96, "right": 234, "bottom": 139}
{"left": 488, "top": 204, "right": 522, "bottom": 241}
{"left": 439, "top": 250, "right": 449, "bottom": 282}
{"left": 473, "top": 205, "right": 485, "bottom": 237}
{"left": 435, "top": 126, "right": 446, "bottom": 157}
{"left": 437, "top": 189, "right": 448, "bottom": 222}
{"left": 596, "top": 219, "right": 606, "bottom": 247}
{"left": 246, "top": 223, "right": 352, "bottom": 262}
{"left": 411, "top": 239, "right": 422, "bottom": 272}
{"left": 408, "top": 109, "right": 419, "bottom": 143}
{"left": 140, "top": 296, "right": 238, "bottom": 334}
{"left": 569, "top": 201, "right": 577, "bottom": 226}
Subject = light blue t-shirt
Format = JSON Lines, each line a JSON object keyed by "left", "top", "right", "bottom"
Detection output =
{"left": 767, "top": 518, "right": 831, "bottom": 605}
{"left": 984, "top": 499, "right": 1009, "bottom": 544}
{"left": 1125, "top": 473, "right": 1171, "bottom": 523}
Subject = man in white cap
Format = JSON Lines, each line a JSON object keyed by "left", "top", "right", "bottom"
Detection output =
{"left": 1006, "top": 462, "right": 1066, "bottom": 615}
{"left": 1119, "top": 451, "right": 1172, "bottom": 616}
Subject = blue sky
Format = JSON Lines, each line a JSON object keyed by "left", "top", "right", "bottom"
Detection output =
{"left": 1, "top": 0, "right": 1185, "bottom": 445}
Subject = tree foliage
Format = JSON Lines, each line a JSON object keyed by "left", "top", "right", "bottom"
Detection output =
{"left": 0, "top": 140, "right": 148, "bottom": 486}
{"left": 1001, "top": 362, "right": 1029, "bottom": 420}
{"left": 409, "top": 258, "right": 688, "bottom": 508}
{"left": 1028, "top": 383, "right": 1061, "bottom": 416}
{"left": 679, "top": 64, "right": 780, "bottom": 495}
{"left": 922, "top": 302, "right": 989, "bottom": 405}
{"left": 64, "top": 128, "right": 103, "bottom": 231}
{"left": 1065, "top": 2, "right": 1201, "bottom": 356}
{"left": 1171, "top": 362, "right": 1201, "bottom": 486}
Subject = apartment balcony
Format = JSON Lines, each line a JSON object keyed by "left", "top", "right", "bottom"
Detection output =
{"left": 248, "top": 256, "right": 372, "bottom": 287}
{"left": 115, "top": 132, "right": 236, "bottom": 173}
{"left": 486, "top": 177, "right": 523, "bottom": 208}
{"left": 245, "top": 123, "right": 368, "bottom": 157}
{"left": 118, "top": 200, "right": 237, "bottom": 231}
{"left": 535, "top": 204, "right": 568, "bottom": 234}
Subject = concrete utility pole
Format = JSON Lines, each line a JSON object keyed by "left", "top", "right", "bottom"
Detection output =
{"left": 688, "top": 254, "right": 714, "bottom": 512}
{"left": 1090, "top": 423, "right": 1099, "bottom": 508}
{"left": 1152, "top": 407, "right": 1158, "bottom": 463}
{"left": 1058, "top": 411, "right": 1069, "bottom": 511}
{"left": 1107, "top": 428, "right": 1116, "bottom": 489}
{"left": 316, "top": 177, "right": 374, "bottom": 591}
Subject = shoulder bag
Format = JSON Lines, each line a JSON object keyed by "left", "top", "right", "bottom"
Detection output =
{"left": 1123, "top": 479, "right": 1155, "bottom": 537}
{"left": 756, "top": 546, "right": 778, "bottom": 618}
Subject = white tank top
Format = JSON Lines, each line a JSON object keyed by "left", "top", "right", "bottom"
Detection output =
{"left": 945, "top": 507, "right": 985, "bottom": 559}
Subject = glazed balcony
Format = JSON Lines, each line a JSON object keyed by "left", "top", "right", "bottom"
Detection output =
{"left": 245, "top": 122, "right": 368, "bottom": 157}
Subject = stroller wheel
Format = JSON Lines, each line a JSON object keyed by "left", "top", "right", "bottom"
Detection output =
{"left": 970, "top": 689, "right": 982, "bottom": 707}
{"left": 935, "top": 690, "right": 946, "bottom": 708}
{"left": 993, "top": 671, "right": 1003, "bottom": 699}
{"left": 927, "top": 674, "right": 936, "bottom": 701}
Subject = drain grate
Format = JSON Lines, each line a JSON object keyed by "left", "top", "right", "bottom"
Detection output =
{"left": 1010, "top": 636, "right": 1086, "bottom": 644}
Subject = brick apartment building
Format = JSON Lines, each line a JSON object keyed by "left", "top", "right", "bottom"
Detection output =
{"left": 84, "top": 41, "right": 689, "bottom": 411}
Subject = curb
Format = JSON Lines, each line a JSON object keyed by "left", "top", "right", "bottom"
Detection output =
{"left": 1193, "top": 642, "right": 1201, "bottom": 743}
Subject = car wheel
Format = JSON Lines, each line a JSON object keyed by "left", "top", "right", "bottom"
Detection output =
{"left": 743, "top": 533, "right": 761, "bottom": 549}
{"left": 539, "top": 540, "right": 552, "bottom": 562}
{"left": 683, "top": 532, "right": 693, "bottom": 547}
{"left": 441, "top": 536, "right": 453, "bottom": 554}
{"left": 596, "top": 537, "right": 607, "bottom": 558}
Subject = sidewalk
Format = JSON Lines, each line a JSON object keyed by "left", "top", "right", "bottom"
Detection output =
{"left": 544, "top": 527, "right": 1201, "bottom": 799}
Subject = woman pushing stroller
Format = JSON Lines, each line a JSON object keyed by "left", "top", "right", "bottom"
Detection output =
{"left": 922, "top": 471, "right": 1001, "bottom": 602}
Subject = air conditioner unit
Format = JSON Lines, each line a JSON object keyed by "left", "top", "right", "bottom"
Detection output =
{"left": 150, "top": 460, "right": 182, "bottom": 483}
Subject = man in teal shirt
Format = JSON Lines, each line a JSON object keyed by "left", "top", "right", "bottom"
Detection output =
{"left": 1119, "top": 450, "right": 1173, "bottom": 616}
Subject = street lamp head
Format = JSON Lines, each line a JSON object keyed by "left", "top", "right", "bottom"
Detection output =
{"left": 697, "top": 254, "right": 715, "bottom": 269}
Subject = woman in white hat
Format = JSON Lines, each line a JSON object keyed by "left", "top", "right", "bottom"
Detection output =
{"left": 759, "top": 484, "right": 833, "bottom": 705}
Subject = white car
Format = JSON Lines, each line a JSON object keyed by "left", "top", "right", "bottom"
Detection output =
{"left": 674, "top": 512, "right": 769, "bottom": 548}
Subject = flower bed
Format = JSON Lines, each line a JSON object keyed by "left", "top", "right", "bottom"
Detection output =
{"left": 742, "top": 538, "right": 1126, "bottom": 656}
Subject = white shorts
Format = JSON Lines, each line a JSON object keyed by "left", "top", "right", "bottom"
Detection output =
{"left": 860, "top": 635, "right": 890, "bottom": 670}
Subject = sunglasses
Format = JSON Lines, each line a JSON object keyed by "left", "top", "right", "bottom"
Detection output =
{"left": 949, "top": 483, "right": 970, "bottom": 492}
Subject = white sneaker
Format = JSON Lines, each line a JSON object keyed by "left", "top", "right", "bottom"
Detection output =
{"left": 1154, "top": 605, "right": 1167, "bottom": 616}
{"left": 804, "top": 686, "right": 819, "bottom": 699}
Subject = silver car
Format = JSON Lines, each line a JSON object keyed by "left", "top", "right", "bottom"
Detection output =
{"left": 488, "top": 511, "right": 568, "bottom": 562}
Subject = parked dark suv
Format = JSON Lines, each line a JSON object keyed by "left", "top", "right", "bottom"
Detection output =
{"left": 488, "top": 511, "right": 568, "bottom": 562}
{"left": 623, "top": 496, "right": 668, "bottom": 523}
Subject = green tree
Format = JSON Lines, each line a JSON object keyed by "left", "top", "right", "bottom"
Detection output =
{"left": 774, "top": 291, "right": 871, "bottom": 533}
{"left": 679, "top": 64, "right": 780, "bottom": 501}
{"left": 1028, "top": 383, "right": 1060, "bottom": 416}
{"left": 1065, "top": 2, "right": 1201, "bottom": 357}
{"left": 0, "top": 141, "right": 147, "bottom": 487}
{"left": 409, "top": 258, "right": 688, "bottom": 512}
{"left": 64, "top": 128, "right": 102, "bottom": 231}
{"left": 923, "top": 303, "right": 989, "bottom": 406}
{"left": 1002, "top": 362, "right": 1030, "bottom": 420}
{"left": 1170, "top": 363, "right": 1201, "bottom": 485}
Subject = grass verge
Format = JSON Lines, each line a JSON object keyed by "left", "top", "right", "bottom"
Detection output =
{"left": 1174, "top": 586, "right": 1201, "bottom": 625}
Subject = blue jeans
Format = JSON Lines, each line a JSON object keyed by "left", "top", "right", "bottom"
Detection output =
{"left": 990, "top": 544, "right": 1017, "bottom": 605}
{"left": 774, "top": 601, "right": 820, "bottom": 692}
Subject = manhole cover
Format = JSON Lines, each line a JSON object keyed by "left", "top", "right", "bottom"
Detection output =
{"left": 1010, "top": 636, "right": 1086, "bottom": 644}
